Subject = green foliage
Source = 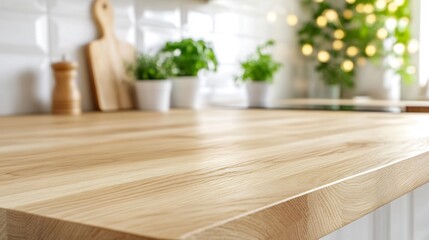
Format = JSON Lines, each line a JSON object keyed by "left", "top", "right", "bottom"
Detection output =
{"left": 127, "top": 53, "right": 174, "bottom": 80}
{"left": 236, "top": 40, "right": 282, "bottom": 83}
{"left": 161, "top": 38, "right": 218, "bottom": 77}
{"left": 298, "top": 0, "right": 414, "bottom": 88}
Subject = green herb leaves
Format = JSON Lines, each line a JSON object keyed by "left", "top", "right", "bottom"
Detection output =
{"left": 128, "top": 53, "right": 174, "bottom": 80}
{"left": 128, "top": 38, "right": 218, "bottom": 80}
{"left": 236, "top": 40, "right": 282, "bottom": 83}
{"left": 298, "top": 0, "right": 414, "bottom": 87}
{"left": 161, "top": 38, "right": 218, "bottom": 77}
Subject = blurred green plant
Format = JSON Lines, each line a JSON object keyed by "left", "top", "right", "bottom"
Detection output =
{"left": 236, "top": 40, "right": 282, "bottom": 83}
{"left": 127, "top": 53, "right": 174, "bottom": 80}
{"left": 298, "top": 0, "right": 415, "bottom": 88}
{"left": 161, "top": 38, "right": 218, "bottom": 77}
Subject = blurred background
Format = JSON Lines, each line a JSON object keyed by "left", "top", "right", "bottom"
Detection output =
{"left": 1, "top": 1, "right": 429, "bottom": 239}
{"left": 0, "top": 0, "right": 426, "bottom": 115}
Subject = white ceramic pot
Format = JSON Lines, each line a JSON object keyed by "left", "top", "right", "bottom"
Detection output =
{"left": 308, "top": 78, "right": 340, "bottom": 99}
{"left": 246, "top": 82, "right": 272, "bottom": 108}
{"left": 356, "top": 62, "right": 401, "bottom": 101}
{"left": 135, "top": 80, "right": 172, "bottom": 112}
{"left": 171, "top": 76, "right": 203, "bottom": 109}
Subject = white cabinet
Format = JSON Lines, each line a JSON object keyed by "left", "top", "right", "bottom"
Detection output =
{"left": 322, "top": 183, "right": 429, "bottom": 240}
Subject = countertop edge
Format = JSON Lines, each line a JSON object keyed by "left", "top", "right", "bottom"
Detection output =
{"left": 183, "top": 152, "right": 429, "bottom": 240}
{"left": 0, "top": 208, "right": 162, "bottom": 240}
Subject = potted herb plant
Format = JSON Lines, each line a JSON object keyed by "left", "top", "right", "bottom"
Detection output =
{"left": 128, "top": 53, "right": 173, "bottom": 112}
{"left": 161, "top": 38, "right": 218, "bottom": 109}
{"left": 236, "top": 40, "right": 282, "bottom": 107}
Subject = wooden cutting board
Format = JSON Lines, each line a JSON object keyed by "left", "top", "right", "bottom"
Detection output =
{"left": 86, "top": 0, "right": 135, "bottom": 111}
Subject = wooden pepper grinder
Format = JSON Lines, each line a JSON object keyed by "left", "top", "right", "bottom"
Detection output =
{"left": 51, "top": 56, "right": 82, "bottom": 115}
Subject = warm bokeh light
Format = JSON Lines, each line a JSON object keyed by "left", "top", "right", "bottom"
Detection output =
{"left": 395, "top": 0, "right": 405, "bottom": 6}
{"left": 302, "top": 44, "right": 314, "bottom": 56}
{"left": 388, "top": 2, "right": 398, "bottom": 12}
{"left": 298, "top": 0, "right": 416, "bottom": 88}
{"left": 366, "top": 14, "right": 377, "bottom": 25}
{"left": 365, "top": 45, "right": 377, "bottom": 56}
{"left": 356, "top": 4, "right": 365, "bottom": 13}
{"left": 375, "top": 0, "right": 387, "bottom": 10}
{"left": 343, "top": 9, "right": 354, "bottom": 19}
{"left": 363, "top": 4, "right": 374, "bottom": 14}
{"left": 341, "top": 60, "right": 354, "bottom": 72}
{"left": 318, "top": 51, "right": 331, "bottom": 62}
{"left": 377, "top": 28, "right": 388, "bottom": 39}
{"left": 316, "top": 16, "right": 328, "bottom": 27}
{"left": 286, "top": 14, "right": 299, "bottom": 26}
{"left": 334, "top": 29, "right": 345, "bottom": 39}
{"left": 324, "top": 9, "right": 338, "bottom": 22}
{"left": 346, "top": 46, "right": 359, "bottom": 57}
{"left": 333, "top": 40, "right": 344, "bottom": 50}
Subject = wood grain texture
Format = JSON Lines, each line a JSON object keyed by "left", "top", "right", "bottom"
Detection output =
{"left": 2, "top": 209, "right": 150, "bottom": 240}
{"left": 86, "top": 0, "right": 135, "bottom": 111}
{"left": 1, "top": 109, "right": 429, "bottom": 239}
{"left": 0, "top": 209, "right": 6, "bottom": 240}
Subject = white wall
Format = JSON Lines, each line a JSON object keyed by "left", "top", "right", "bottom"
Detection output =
{"left": 0, "top": 0, "right": 425, "bottom": 116}
{"left": 0, "top": 0, "right": 305, "bottom": 115}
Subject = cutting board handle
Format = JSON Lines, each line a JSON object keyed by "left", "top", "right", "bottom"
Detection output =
{"left": 92, "top": 0, "right": 115, "bottom": 38}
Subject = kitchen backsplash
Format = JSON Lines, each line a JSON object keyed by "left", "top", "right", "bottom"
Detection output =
{"left": 0, "top": 0, "right": 423, "bottom": 115}
{"left": 0, "top": 0, "right": 306, "bottom": 115}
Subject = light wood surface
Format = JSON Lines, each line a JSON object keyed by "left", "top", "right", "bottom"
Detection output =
{"left": 86, "top": 0, "right": 135, "bottom": 111}
{"left": 1, "top": 110, "right": 429, "bottom": 239}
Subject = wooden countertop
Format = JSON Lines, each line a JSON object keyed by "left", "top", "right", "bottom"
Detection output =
{"left": 1, "top": 110, "right": 429, "bottom": 240}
